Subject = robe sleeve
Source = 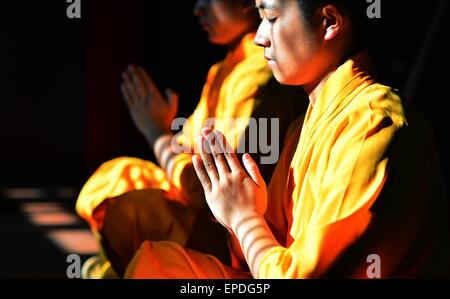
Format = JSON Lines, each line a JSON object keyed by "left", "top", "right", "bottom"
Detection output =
{"left": 257, "top": 87, "right": 426, "bottom": 278}
{"left": 162, "top": 64, "right": 220, "bottom": 195}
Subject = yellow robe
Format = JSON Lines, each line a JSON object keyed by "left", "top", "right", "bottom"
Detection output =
{"left": 259, "top": 52, "right": 446, "bottom": 278}
{"left": 125, "top": 52, "right": 446, "bottom": 278}
{"left": 76, "top": 33, "right": 307, "bottom": 276}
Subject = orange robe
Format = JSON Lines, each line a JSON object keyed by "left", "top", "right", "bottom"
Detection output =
{"left": 76, "top": 33, "right": 307, "bottom": 276}
{"left": 125, "top": 52, "right": 447, "bottom": 278}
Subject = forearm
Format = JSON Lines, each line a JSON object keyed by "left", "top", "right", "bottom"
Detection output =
{"left": 192, "top": 129, "right": 278, "bottom": 276}
{"left": 153, "top": 135, "right": 207, "bottom": 210}
{"left": 153, "top": 134, "right": 175, "bottom": 168}
{"left": 231, "top": 212, "right": 280, "bottom": 278}
{"left": 144, "top": 126, "right": 169, "bottom": 149}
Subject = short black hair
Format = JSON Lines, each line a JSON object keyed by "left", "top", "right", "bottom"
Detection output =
{"left": 296, "top": 0, "right": 369, "bottom": 51}
{"left": 296, "top": 0, "right": 367, "bottom": 25}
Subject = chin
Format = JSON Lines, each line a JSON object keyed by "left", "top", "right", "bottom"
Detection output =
{"left": 273, "top": 73, "right": 295, "bottom": 86}
{"left": 210, "top": 39, "right": 228, "bottom": 46}
{"left": 274, "top": 72, "right": 306, "bottom": 86}
{"left": 207, "top": 34, "right": 226, "bottom": 46}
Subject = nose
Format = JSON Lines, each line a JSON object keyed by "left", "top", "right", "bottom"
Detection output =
{"left": 193, "top": 0, "right": 206, "bottom": 17}
{"left": 254, "top": 20, "right": 271, "bottom": 48}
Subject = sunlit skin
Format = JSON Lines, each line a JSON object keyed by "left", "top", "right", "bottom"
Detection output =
{"left": 192, "top": 129, "right": 279, "bottom": 277}
{"left": 193, "top": 0, "right": 355, "bottom": 277}
{"left": 254, "top": 0, "right": 352, "bottom": 103}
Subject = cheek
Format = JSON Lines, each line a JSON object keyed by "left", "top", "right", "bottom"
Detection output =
{"left": 212, "top": 4, "right": 237, "bottom": 26}
{"left": 210, "top": 13, "right": 238, "bottom": 38}
{"left": 273, "top": 29, "right": 304, "bottom": 81}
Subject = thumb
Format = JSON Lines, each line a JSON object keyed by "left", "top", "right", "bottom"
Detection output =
{"left": 242, "top": 153, "right": 264, "bottom": 188}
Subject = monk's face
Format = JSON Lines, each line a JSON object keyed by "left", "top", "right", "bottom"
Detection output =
{"left": 254, "top": 0, "right": 333, "bottom": 86}
{"left": 194, "top": 0, "right": 252, "bottom": 46}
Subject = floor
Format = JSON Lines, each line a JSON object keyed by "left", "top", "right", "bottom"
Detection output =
{"left": 0, "top": 187, "right": 98, "bottom": 278}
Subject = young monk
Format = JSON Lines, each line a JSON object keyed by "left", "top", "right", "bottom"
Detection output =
{"left": 125, "top": 0, "right": 447, "bottom": 278}
{"left": 76, "top": 0, "right": 307, "bottom": 277}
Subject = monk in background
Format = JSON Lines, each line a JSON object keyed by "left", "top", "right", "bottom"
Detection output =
{"left": 126, "top": 0, "right": 448, "bottom": 278}
{"left": 76, "top": 0, "right": 307, "bottom": 278}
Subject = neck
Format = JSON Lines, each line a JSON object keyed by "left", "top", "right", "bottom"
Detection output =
{"left": 303, "top": 53, "right": 346, "bottom": 106}
{"left": 227, "top": 36, "right": 244, "bottom": 52}
{"left": 227, "top": 30, "right": 252, "bottom": 52}
{"left": 226, "top": 21, "right": 258, "bottom": 52}
{"left": 303, "top": 42, "right": 356, "bottom": 105}
{"left": 304, "top": 70, "right": 334, "bottom": 106}
{"left": 225, "top": 31, "right": 255, "bottom": 64}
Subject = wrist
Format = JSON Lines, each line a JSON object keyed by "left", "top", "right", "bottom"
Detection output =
{"left": 231, "top": 210, "right": 262, "bottom": 236}
{"left": 143, "top": 126, "right": 168, "bottom": 147}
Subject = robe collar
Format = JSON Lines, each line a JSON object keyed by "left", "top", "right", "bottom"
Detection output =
{"left": 310, "top": 51, "right": 376, "bottom": 120}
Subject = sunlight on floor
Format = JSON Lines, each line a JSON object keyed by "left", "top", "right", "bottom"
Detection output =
{"left": 47, "top": 229, "right": 99, "bottom": 255}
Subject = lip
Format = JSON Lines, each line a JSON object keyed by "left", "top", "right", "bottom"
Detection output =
{"left": 267, "top": 60, "right": 276, "bottom": 68}
{"left": 265, "top": 56, "right": 276, "bottom": 67}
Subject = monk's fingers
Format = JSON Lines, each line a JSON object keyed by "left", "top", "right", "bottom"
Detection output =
{"left": 120, "top": 84, "right": 133, "bottom": 107}
{"left": 121, "top": 71, "right": 139, "bottom": 105}
{"left": 203, "top": 131, "right": 230, "bottom": 178}
{"left": 242, "top": 153, "right": 265, "bottom": 189}
{"left": 136, "top": 67, "right": 162, "bottom": 103}
{"left": 196, "top": 136, "right": 219, "bottom": 185}
{"left": 192, "top": 154, "right": 212, "bottom": 193}
{"left": 213, "top": 131, "right": 241, "bottom": 173}
{"left": 127, "top": 65, "right": 148, "bottom": 99}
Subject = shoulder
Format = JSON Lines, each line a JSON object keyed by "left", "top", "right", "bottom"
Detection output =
{"left": 334, "top": 83, "right": 408, "bottom": 142}
{"left": 358, "top": 83, "right": 407, "bottom": 129}
{"left": 350, "top": 84, "right": 436, "bottom": 161}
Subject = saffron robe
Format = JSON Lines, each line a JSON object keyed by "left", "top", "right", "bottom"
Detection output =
{"left": 75, "top": 33, "right": 307, "bottom": 276}
{"left": 125, "top": 52, "right": 447, "bottom": 278}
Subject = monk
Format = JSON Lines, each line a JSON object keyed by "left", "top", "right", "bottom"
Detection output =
{"left": 76, "top": 0, "right": 307, "bottom": 278}
{"left": 126, "top": 0, "right": 448, "bottom": 278}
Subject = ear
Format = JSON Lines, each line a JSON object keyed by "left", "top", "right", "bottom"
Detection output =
{"left": 321, "top": 5, "right": 343, "bottom": 41}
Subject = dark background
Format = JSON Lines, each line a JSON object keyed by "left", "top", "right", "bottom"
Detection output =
{"left": 1, "top": 0, "right": 449, "bottom": 190}
{"left": 0, "top": 0, "right": 449, "bottom": 279}
{"left": 0, "top": 0, "right": 226, "bottom": 188}
{"left": 0, "top": 0, "right": 448, "bottom": 190}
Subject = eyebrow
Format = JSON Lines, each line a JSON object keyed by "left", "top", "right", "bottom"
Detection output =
{"left": 255, "top": 0, "right": 281, "bottom": 10}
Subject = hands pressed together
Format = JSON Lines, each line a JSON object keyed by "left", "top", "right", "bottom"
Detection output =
{"left": 192, "top": 128, "right": 268, "bottom": 232}
{"left": 120, "top": 65, "right": 178, "bottom": 144}
{"left": 121, "top": 64, "right": 276, "bottom": 276}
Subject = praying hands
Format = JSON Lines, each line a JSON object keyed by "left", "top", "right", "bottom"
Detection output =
{"left": 120, "top": 64, "right": 179, "bottom": 146}
{"left": 192, "top": 128, "right": 279, "bottom": 277}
